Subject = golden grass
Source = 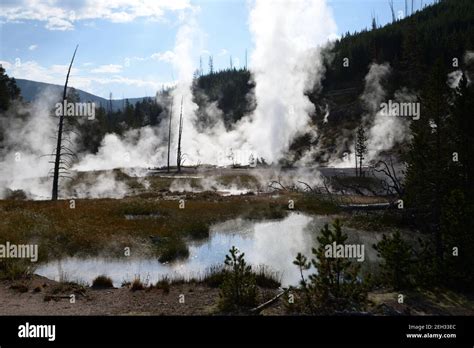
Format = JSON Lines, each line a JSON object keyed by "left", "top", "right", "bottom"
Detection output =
{"left": 0, "top": 192, "right": 338, "bottom": 261}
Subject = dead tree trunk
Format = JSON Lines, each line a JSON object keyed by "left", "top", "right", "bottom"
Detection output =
{"left": 354, "top": 152, "right": 359, "bottom": 177}
{"left": 167, "top": 97, "right": 173, "bottom": 173}
{"left": 388, "top": 0, "right": 395, "bottom": 22}
{"left": 176, "top": 96, "right": 184, "bottom": 173}
{"left": 52, "top": 45, "right": 78, "bottom": 201}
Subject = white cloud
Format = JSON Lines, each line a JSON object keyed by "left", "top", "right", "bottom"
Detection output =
{"left": 0, "top": 60, "right": 12, "bottom": 69}
{"left": 45, "top": 17, "right": 74, "bottom": 31}
{"left": 0, "top": 0, "right": 192, "bottom": 31}
{"left": 91, "top": 64, "right": 123, "bottom": 74}
{"left": 92, "top": 76, "right": 162, "bottom": 89}
{"left": 124, "top": 50, "right": 176, "bottom": 66}
{"left": 50, "top": 64, "right": 80, "bottom": 75}
{"left": 150, "top": 50, "right": 175, "bottom": 63}
{"left": 1, "top": 58, "right": 169, "bottom": 97}
{"left": 3, "top": 60, "right": 61, "bottom": 83}
{"left": 28, "top": 44, "right": 38, "bottom": 51}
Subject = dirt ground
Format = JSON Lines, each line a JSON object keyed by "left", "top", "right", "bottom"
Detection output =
{"left": 1, "top": 275, "right": 473, "bottom": 316}
{"left": 0, "top": 275, "right": 220, "bottom": 316}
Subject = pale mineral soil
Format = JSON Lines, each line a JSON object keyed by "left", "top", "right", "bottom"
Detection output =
{"left": 1, "top": 275, "right": 474, "bottom": 316}
{"left": 0, "top": 275, "right": 220, "bottom": 316}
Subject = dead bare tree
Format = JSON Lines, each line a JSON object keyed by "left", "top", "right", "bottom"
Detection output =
{"left": 331, "top": 174, "right": 381, "bottom": 197}
{"left": 250, "top": 290, "right": 287, "bottom": 313}
{"left": 268, "top": 179, "right": 288, "bottom": 191}
{"left": 296, "top": 177, "right": 337, "bottom": 205}
{"left": 297, "top": 181, "right": 314, "bottom": 192}
{"left": 167, "top": 97, "right": 173, "bottom": 173}
{"left": 388, "top": 0, "right": 396, "bottom": 22}
{"left": 354, "top": 145, "right": 358, "bottom": 178}
{"left": 176, "top": 96, "right": 184, "bottom": 173}
{"left": 373, "top": 157, "right": 405, "bottom": 197}
{"left": 321, "top": 177, "right": 336, "bottom": 204}
{"left": 51, "top": 45, "right": 78, "bottom": 201}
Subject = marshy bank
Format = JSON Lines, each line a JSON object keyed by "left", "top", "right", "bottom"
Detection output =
{"left": 0, "top": 190, "right": 339, "bottom": 263}
{"left": 33, "top": 212, "right": 401, "bottom": 287}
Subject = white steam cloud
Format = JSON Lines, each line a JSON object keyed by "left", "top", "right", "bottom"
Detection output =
{"left": 0, "top": 89, "right": 60, "bottom": 199}
{"left": 242, "top": 0, "right": 336, "bottom": 162}
{"left": 0, "top": 89, "right": 137, "bottom": 200}
{"left": 2, "top": 0, "right": 338, "bottom": 199}
{"left": 363, "top": 63, "right": 413, "bottom": 161}
{"left": 367, "top": 87, "right": 414, "bottom": 160}
{"left": 73, "top": 0, "right": 337, "bottom": 172}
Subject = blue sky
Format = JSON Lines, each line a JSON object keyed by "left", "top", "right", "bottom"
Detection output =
{"left": 0, "top": 0, "right": 436, "bottom": 99}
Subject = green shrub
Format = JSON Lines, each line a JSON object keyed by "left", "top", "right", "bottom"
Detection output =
{"left": 0, "top": 259, "right": 35, "bottom": 280}
{"left": 202, "top": 265, "right": 227, "bottom": 288}
{"left": 155, "top": 277, "right": 171, "bottom": 294}
{"left": 130, "top": 277, "right": 145, "bottom": 291}
{"left": 254, "top": 265, "right": 281, "bottom": 289}
{"left": 157, "top": 237, "right": 190, "bottom": 263}
{"left": 184, "top": 221, "right": 210, "bottom": 239}
{"left": 3, "top": 189, "right": 27, "bottom": 200}
{"left": 91, "top": 275, "right": 114, "bottom": 289}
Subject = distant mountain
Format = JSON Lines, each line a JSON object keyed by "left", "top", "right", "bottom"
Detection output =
{"left": 15, "top": 79, "right": 150, "bottom": 112}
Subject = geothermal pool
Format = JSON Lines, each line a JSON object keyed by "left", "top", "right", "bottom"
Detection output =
{"left": 35, "top": 213, "right": 384, "bottom": 287}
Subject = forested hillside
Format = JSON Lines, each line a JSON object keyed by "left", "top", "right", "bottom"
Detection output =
{"left": 193, "top": 68, "right": 255, "bottom": 129}
{"left": 192, "top": 0, "right": 474, "bottom": 162}
{"left": 313, "top": 0, "right": 474, "bottom": 160}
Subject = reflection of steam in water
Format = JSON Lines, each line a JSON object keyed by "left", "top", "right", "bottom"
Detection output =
{"left": 36, "top": 213, "right": 314, "bottom": 287}
{"left": 36, "top": 213, "right": 402, "bottom": 287}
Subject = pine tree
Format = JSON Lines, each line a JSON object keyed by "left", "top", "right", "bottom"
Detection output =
{"left": 404, "top": 59, "right": 451, "bottom": 275}
{"left": 293, "top": 220, "right": 367, "bottom": 314}
{"left": 123, "top": 99, "right": 135, "bottom": 129}
{"left": 438, "top": 71, "right": 474, "bottom": 290}
{"left": 208, "top": 56, "right": 214, "bottom": 74}
{"left": 355, "top": 125, "right": 368, "bottom": 177}
{"left": 373, "top": 231, "right": 414, "bottom": 290}
{"left": 219, "top": 246, "right": 258, "bottom": 312}
{"left": 0, "top": 65, "right": 20, "bottom": 111}
{"left": 450, "top": 72, "right": 474, "bottom": 195}
{"left": 400, "top": 21, "right": 425, "bottom": 89}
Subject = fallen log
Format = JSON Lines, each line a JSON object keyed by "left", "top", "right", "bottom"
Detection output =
{"left": 339, "top": 202, "right": 393, "bottom": 211}
{"left": 44, "top": 295, "right": 73, "bottom": 302}
{"left": 250, "top": 290, "right": 287, "bottom": 313}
